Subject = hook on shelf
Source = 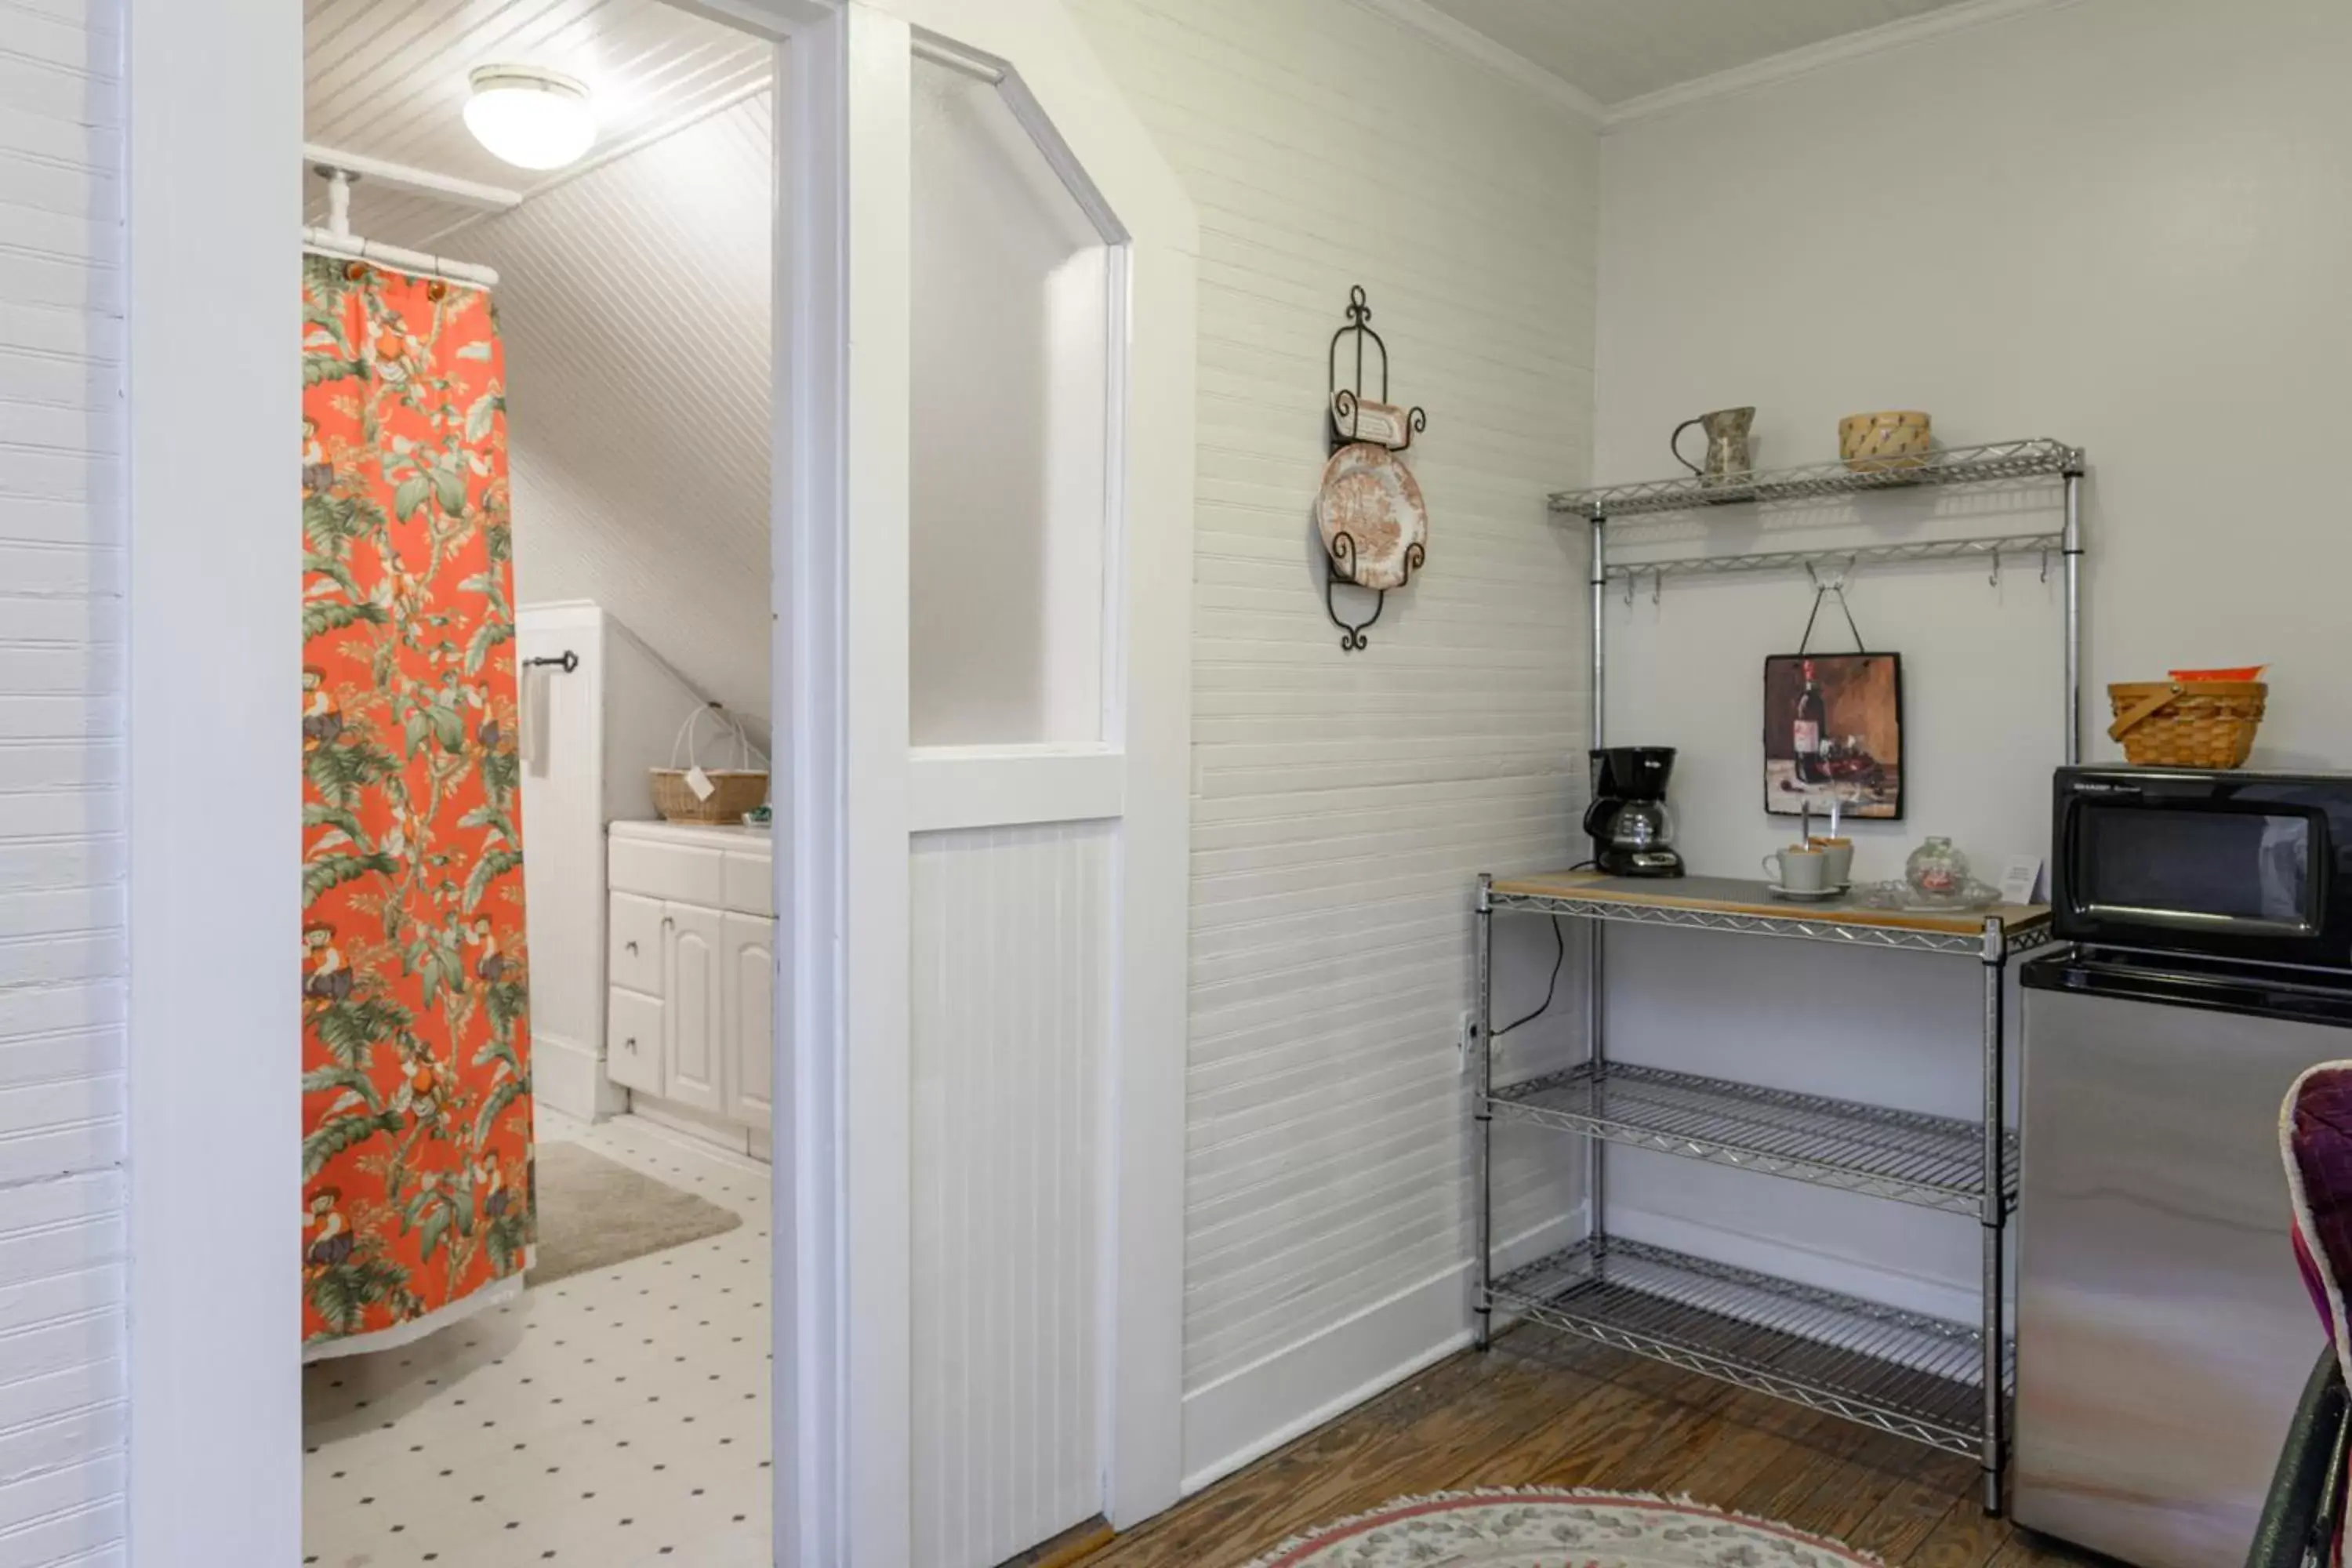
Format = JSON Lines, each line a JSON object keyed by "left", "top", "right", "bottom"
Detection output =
{"left": 1651, "top": 570, "right": 1662, "bottom": 607}
{"left": 1988, "top": 550, "right": 2002, "bottom": 589}
{"left": 2040, "top": 548, "right": 2050, "bottom": 584}
{"left": 1623, "top": 572, "right": 1635, "bottom": 608}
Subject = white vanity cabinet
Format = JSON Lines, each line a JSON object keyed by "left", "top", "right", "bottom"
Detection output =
{"left": 605, "top": 821, "right": 775, "bottom": 1138}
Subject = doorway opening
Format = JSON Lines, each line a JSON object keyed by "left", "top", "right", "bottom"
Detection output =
{"left": 297, "top": 3, "right": 780, "bottom": 1561}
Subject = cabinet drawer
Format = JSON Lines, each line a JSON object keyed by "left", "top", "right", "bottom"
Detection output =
{"left": 607, "top": 987, "right": 664, "bottom": 1094}
{"left": 608, "top": 892, "right": 664, "bottom": 996}
{"left": 722, "top": 851, "right": 775, "bottom": 918}
{"left": 609, "top": 835, "right": 726, "bottom": 906}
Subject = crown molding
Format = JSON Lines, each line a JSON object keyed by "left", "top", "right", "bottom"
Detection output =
{"left": 1604, "top": 0, "right": 2082, "bottom": 130}
{"left": 1344, "top": 0, "right": 1605, "bottom": 123}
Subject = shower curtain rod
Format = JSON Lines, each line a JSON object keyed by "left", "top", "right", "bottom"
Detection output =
{"left": 306, "top": 165, "right": 500, "bottom": 289}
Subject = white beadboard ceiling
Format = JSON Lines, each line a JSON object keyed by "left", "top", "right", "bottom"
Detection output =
{"left": 303, "top": 0, "right": 771, "bottom": 246}
{"left": 1417, "top": 0, "right": 1977, "bottom": 107}
{"left": 465, "top": 90, "right": 776, "bottom": 730}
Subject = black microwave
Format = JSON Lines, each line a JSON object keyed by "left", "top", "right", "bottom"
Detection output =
{"left": 2053, "top": 767, "right": 2352, "bottom": 971}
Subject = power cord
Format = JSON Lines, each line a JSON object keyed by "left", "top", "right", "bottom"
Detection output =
{"left": 1483, "top": 859, "right": 1591, "bottom": 1041}
{"left": 1491, "top": 914, "right": 1564, "bottom": 1039}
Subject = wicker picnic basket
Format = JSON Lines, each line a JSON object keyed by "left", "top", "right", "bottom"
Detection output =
{"left": 651, "top": 702, "right": 771, "bottom": 823}
{"left": 2106, "top": 680, "right": 2267, "bottom": 768}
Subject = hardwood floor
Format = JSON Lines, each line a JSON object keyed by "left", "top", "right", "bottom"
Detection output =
{"left": 1091, "top": 1325, "right": 2117, "bottom": 1567}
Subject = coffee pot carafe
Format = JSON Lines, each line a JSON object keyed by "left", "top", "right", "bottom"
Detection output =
{"left": 1670, "top": 407, "right": 1755, "bottom": 488}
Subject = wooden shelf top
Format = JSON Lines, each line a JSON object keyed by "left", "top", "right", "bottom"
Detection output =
{"left": 1486, "top": 869, "right": 2053, "bottom": 940}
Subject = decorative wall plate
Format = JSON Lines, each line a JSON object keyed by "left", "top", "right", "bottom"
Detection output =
{"left": 1316, "top": 441, "right": 1427, "bottom": 592}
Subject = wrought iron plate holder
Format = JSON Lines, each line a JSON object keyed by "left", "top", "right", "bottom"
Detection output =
{"left": 1323, "top": 285, "right": 1427, "bottom": 652}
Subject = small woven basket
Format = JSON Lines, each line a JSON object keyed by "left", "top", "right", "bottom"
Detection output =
{"left": 2106, "top": 680, "right": 2267, "bottom": 768}
{"left": 651, "top": 768, "right": 769, "bottom": 824}
{"left": 651, "top": 703, "right": 771, "bottom": 823}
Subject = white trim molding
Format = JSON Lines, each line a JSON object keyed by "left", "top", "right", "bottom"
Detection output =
{"left": 1343, "top": 0, "right": 1605, "bottom": 122}
{"left": 125, "top": 0, "right": 303, "bottom": 1563}
{"left": 1603, "top": 0, "right": 2084, "bottom": 129}
{"left": 776, "top": 10, "right": 851, "bottom": 1563}
{"left": 1180, "top": 1207, "right": 1585, "bottom": 1493}
{"left": 908, "top": 746, "right": 1126, "bottom": 833}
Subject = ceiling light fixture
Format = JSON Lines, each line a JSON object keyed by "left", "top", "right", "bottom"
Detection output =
{"left": 463, "top": 65, "right": 596, "bottom": 172}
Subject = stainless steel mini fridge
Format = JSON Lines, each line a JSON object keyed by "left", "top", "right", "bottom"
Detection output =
{"left": 2016, "top": 950, "right": 2352, "bottom": 1567}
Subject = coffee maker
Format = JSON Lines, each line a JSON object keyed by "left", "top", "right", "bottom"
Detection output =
{"left": 1583, "top": 746, "right": 1684, "bottom": 877}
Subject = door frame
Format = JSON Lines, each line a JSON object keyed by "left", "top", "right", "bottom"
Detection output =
{"left": 122, "top": 2, "right": 1194, "bottom": 1565}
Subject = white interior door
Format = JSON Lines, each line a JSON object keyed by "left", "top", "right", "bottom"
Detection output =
{"left": 778, "top": 4, "right": 1197, "bottom": 1565}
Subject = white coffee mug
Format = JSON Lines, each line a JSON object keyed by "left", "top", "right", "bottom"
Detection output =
{"left": 1807, "top": 836, "right": 1854, "bottom": 887}
{"left": 1764, "top": 844, "right": 1828, "bottom": 891}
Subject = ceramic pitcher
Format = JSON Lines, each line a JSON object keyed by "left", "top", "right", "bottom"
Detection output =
{"left": 1671, "top": 406, "right": 1755, "bottom": 486}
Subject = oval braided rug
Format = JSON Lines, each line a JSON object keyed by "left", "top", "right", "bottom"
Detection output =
{"left": 1240, "top": 1489, "right": 1885, "bottom": 1567}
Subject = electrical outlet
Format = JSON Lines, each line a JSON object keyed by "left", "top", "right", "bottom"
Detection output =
{"left": 1457, "top": 1009, "right": 1478, "bottom": 1075}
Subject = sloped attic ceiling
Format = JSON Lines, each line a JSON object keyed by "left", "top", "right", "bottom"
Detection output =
{"left": 461, "top": 89, "right": 778, "bottom": 732}
{"left": 303, "top": 0, "right": 771, "bottom": 247}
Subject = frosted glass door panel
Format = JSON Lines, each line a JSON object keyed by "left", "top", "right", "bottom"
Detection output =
{"left": 909, "top": 56, "right": 1112, "bottom": 746}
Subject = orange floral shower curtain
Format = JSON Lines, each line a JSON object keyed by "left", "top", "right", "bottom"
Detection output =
{"left": 300, "top": 256, "right": 532, "bottom": 1354}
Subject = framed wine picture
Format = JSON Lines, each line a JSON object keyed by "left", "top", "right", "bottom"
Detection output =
{"left": 1762, "top": 652, "right": 1904, "bottom": 819}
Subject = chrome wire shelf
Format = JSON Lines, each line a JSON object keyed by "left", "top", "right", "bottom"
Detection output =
{"left": 1549, "top": 437, "right": 2081, "bottom": 520}
{"left": 1488, "top": 1062, "right": 2018, "bottom": 1217}
{"left": 1492, "top": 1237, "right": 2002, "bottom": 1457}
{"left": 1486, "top": 887, "right": 2056, "bottom": 959}
{"left": 1601, "top": 531, "right": 2063, "bottom": 585}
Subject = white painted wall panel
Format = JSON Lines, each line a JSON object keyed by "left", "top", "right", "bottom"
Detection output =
{"left": 456, "top": 93, "right": 777, "bottom": 730}
{"left": 0, "top": 0, "right": 127, "bottom": 1561}
{"left": 1064, "top": 0, "right": 1599, "bottom": 1483}
{"left": 909, "top": 822, "right": 1110, "bottom": 1566}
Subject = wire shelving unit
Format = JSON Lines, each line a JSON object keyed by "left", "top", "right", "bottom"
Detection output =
{"left": 1477, "top": 439, "right": 2085, "bottom": 1517}
{"left": 1491, "top": 1238, "right": 1989, "bottom": 1456}
{"left": 1549, "top": 437, "right": 2077, "bottom": 518}
{"left": 1488, "top": 1059, "right": 2020, "bottom": 1218}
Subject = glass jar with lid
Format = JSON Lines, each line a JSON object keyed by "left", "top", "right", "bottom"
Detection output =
{"left": 1905, "top": 837, "right": 1969, "bottom": 898}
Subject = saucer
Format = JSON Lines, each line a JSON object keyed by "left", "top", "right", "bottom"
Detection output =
{"left": 1767, "top": 882, "right": 1851, "bottom": 902}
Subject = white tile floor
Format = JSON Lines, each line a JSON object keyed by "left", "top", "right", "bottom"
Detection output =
{"left": 303, "top": 1110, "right": 772, "bottom": 1568}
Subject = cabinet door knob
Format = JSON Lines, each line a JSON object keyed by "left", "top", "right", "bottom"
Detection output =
{"left": 624, "top": 1037, "right": 637, "bottom": 1053}
{"left": 625, "top": 940, "right": 638, "bottom": 955}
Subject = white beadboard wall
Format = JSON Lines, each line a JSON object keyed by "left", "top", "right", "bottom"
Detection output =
{"left": 1587, "top": 0, "right": 2352, "bottom": 1329}
{"left": 454, "top": 93, "right": 777, "bottom": 730}
{"left": 1062, "top": 0, "right": 1599, "bottom": 1483}
{"left": 0, "top": 0, "right": 129, "bottom": 1563}
{"left": 909, "top": 822, "right": 1110, "bottom": 1566}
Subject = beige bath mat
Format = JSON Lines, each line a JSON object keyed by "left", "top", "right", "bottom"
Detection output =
{"left": 529, "top": 1142, "right": 743, "bottom": 1285}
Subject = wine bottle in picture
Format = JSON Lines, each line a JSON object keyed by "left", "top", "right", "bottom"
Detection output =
{"left": 1793, "top": 659, "right": 1828, "bottom": 784}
